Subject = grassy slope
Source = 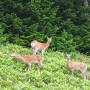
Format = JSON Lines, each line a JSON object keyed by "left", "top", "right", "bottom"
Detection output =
{"left": 0, "top": 44, "right": 90, "bottom": 90}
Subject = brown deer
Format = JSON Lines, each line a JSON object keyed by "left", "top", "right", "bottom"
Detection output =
{"left": 11, "top": 53, "right": 43, "bottom": 69}
{"left": 65, "top": 53, "right": 88, "bottom": 80}
{"left": 31, "top": 37, "right": 52, "bottom": 55}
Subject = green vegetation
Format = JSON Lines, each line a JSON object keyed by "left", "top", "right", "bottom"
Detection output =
{"left": 0, "top": 0, "right": 90, "bottom": 89}
{"left": 0, "top": 0, "right": 90, "bottom": 55}
{"left": 0, "top": 44, "right": 90, "bottom": 90}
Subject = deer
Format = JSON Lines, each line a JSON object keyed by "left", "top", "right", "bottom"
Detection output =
{"left": 65, "top": 53, "right": 88, "bottom": 80}
{"left": 31, "top": 37, "right": 52, "bottom": 55}
{"left": 11, "top": 53, "right": 43, "bottom": 70}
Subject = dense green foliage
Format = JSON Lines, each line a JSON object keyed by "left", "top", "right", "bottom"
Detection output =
{"left": 0, "top": 44, "right": 90, "bottom": 89}
{"left": 0, "top": 0, "right": 90, "bottom": 54}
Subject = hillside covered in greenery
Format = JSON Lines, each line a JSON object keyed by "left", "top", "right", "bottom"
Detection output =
{"left": 0, "top": 0, "right": 90, "bottom": 55}
{"left": 0, "top": 44, "right": 90, "bottom": 90}
{"left": 0, "top": 0, "right": 90, "bottom": 89}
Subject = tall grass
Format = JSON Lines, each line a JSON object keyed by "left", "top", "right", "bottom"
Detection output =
{"left": 0, "top": 44, "right": 90, "bottom": 90}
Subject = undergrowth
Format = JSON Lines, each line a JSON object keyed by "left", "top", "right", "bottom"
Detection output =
{"left": 0, "top": 44, "right": 90, "bottom": 90}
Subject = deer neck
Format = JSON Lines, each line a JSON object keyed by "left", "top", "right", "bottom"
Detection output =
{"left": 46, "top": 41, "right": 51, "bottom": 46}
{"left": 46, "top": 42, "right": 49, "bottom": 45}
{"left": 15, "top": 54, "right": 24, "bottom": 60}
{"left": 67, "top": 58, "right": 70, "bottom": 64}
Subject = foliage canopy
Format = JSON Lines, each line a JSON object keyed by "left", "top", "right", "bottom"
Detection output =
{"left": 0, "top": 0, "right": 90, "bottom": 55}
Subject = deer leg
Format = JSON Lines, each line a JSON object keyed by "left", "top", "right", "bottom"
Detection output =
{"left": 86, "top": 72, "right": 88, "bottom": 80}
{"left": 71, "top": 69, "right": 74, "bottom": 75}
{"left": 81, "top": 69, "right": 88, "bottom": 80}
{"left": 84, "top": 75, "right": 86, "bottom": 80}
{"left": 42, "top": 51, "right": 44, "bottom": 56}
{"left": 38, "top": 60, "right": 43, "bottom": 70}
{"left": 34, "top": 48, "right": 38, "bottom": 54}
{"left": 28, "top": 63, "right": 31, "bottom": 70}
{"left": 83, "top": 72, "right": 88, "bottom": 80}
{"left": 32, "top": 47, "right": 35, "bottom": 54}
{"left": 41, "top": 50, "right": 44, "bottom": 56}
{"left": 83, "top": 73, "right": 86, "bottom": 80}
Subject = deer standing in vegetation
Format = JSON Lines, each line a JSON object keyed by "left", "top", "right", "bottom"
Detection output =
{"left": 65, "top": 53, "right": 88, "bottom": 80}
{"left": 11, "top": 53, "right": 43, "bottom": 69}
{"left": 31, "top": 37, "right": 52, "bottom": 55}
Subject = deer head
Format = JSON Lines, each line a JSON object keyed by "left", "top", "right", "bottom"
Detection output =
{"left": 47, "top": 37, "right": 52, "bottom": 44}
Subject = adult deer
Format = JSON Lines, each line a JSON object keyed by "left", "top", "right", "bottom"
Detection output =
{"left": 31, "top": 37, "right": 52, "bottom": 55}
{"left": 11, "top": 53, "right": 43, "bottom": 69}
{"left": 65, "top": 53, "right": 88, "bottom": 80}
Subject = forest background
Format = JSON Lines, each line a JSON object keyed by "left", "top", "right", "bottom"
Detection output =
{"left": 0, "top": 0, "right": 90, "bottom": 55}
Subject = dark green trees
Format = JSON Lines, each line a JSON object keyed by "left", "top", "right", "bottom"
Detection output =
{"left": 0, "top": 0, "right": 90, "bottom": 54}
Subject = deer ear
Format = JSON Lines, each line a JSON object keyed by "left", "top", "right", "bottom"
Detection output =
{"left": 65, "top": 52, "right": 71, "bottom": 57}
{"left": 47, "top": 37, "right": 52, "bottom": 41}
{"left": 48, "top": 37, "right": 52, "bottom": 40}
{"left": 50, "top": 37, "right": 52, "bottom": 40}
{"left": 69, "top": 52, "right": 72, "bottom": 56}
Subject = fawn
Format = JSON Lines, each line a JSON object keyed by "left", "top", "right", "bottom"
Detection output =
{"left": 31, "top": 37, "right": 52, "bottom": 55}
{"left": 11, "top": 53, "right": 43, "bottom": 69}
{"left": 65, "top": 53, "right": 88, "bottom": 80}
